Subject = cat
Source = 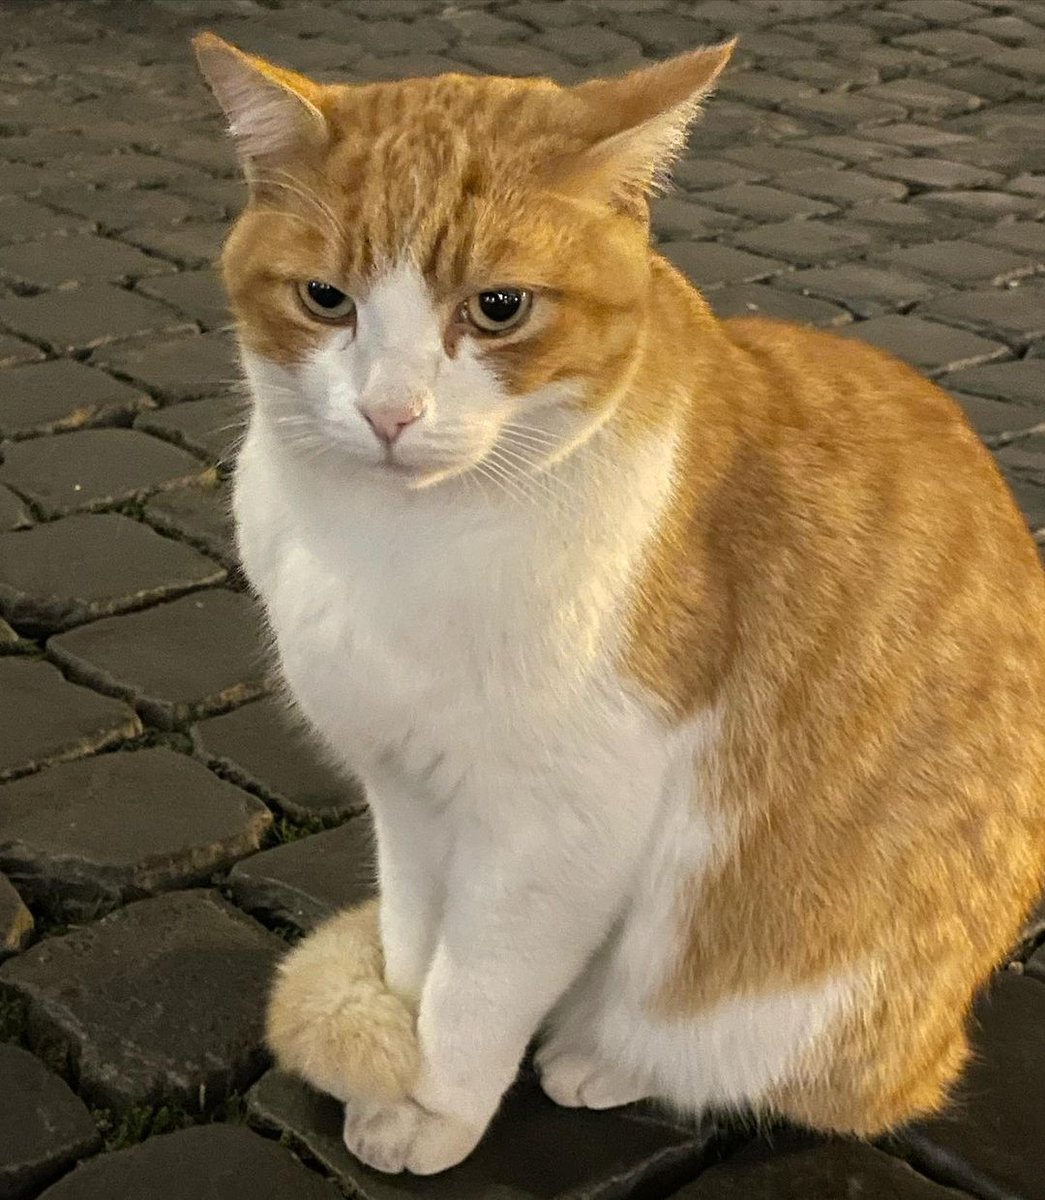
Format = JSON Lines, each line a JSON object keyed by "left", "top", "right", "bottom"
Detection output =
{"left": 195, "top": 31, "right": 1045, "bottom": 1177}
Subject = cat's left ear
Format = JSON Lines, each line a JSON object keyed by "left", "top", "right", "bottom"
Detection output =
{"left": 562, "top": 40, "right": 737, "bottom": 213}
{"left": 193, "top": 32, "right": 330, "bottom": 170}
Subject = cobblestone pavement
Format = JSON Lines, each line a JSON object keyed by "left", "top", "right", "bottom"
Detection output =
{"left": 1, "top": 0, "right": 1044, "bottom": 1196}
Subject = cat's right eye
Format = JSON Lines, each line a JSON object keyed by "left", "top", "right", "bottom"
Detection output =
{"left": 297, "top": 280, "right": 356, "bottom": 323}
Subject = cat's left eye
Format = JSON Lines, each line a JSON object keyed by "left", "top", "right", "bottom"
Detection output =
{"left": 464, "top": 288, "right": 532, "bottom": 335}
{"left": 297, "top": 280, "right": 356, "bottom": 323}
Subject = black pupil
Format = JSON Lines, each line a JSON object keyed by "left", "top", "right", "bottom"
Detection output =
{"left": 478, "top": 290, "right": 522, "bottom": 323}
{"left": 307, "top": 281, "right": 346, "bottom": 309}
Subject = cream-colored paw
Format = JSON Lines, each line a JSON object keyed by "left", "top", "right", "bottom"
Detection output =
{"left": 538, "top": 1050, "right": 649, "bottom": 1110}
{"left": 266, "top": 900, "right": 420, "bottom": 1105}
{"left": 342, "top": 1097, "right": 484, "bottom": 1176}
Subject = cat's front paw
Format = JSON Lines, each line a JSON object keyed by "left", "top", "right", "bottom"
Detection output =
{"left": 537, "top": 1049, "right": 650, "bottom": 1110}
{"left": 342, "top": 1097, "right": 484, "bottom": 1175}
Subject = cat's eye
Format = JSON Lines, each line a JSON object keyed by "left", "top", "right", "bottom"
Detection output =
{"left": 297, "top": 280, "right": 356, "bottom": 323}
{"left": 464, "top": 288, "right": 532, "bottom": 335}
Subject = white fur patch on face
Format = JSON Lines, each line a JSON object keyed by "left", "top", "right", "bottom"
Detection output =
{"left": 243, "top": 262, "right": 512, "bottom": 485}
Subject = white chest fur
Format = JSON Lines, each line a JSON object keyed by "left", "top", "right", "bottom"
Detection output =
{"left": 232, "top": 407, "right": 675, "bottom": 794}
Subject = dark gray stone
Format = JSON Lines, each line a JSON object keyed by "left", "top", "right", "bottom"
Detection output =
{"left": 195, "top": 697, "right": 365, "bottom": 822}
{"left": 39, "top": 187, "right": 205, "bottom": 234}
{"left": 0, "top": 514, "right": 225, "bottom": 636}
{"left": 861, "top": 78, "right": 982, "bottom": 115}
{"left": 0, "top": 487, "right": 30, "bottom": 533}
{"left": 772, "top": 168, "right": 907, "bottom": 205}
{"left": 882, "top": 240, "right": 1033, "bottom": 285}
{"left": 651, "top": 199, "right": 741, "bottom": 241}
{"left": 798, "top": 135, "right": 897, "bottom": 163}
{"left": 871, "top": 124, "right": 972, "bottom": 150}
{"left": 48, "top": 589, "right": 270, "bottom": 729}
{"left": 0, "top": 334, "right": 44, "bottom": 368}
{"left": 229, "top": 818, "right": 376, "bottom": 933}
{"left": 709, "top": 285, "right": 851, "bottom": 328}
{"left": 915, "top": 190, "right": 1043, "bottom": 222}
{"left": 135, "top": 394, "right": 246, "bottom": 463}
{"left": 974, "top": 220, "right": 1045, "bottom": 257}
{"left": 0, "top": 656, "right": 141, "bottom": 782}
{"left": 0, "top": 360, "right": 149, "bottom": 440}
{"left": 455, "top": 42, "right": 577, "bottom": 81}
{"left": 776, "top": 265, "right": 936, "bottom": 318}
{"left": 0, "top": 198, "right": 94, "bottom": 246}
{"left": 731, "top": 223, "right": 871, "bottom": 267}
{"left": 780, "top": 92, "right": 907, "bottom": 128}
{"left": 700, "top": 184, "right": 836, "bottom": 222}
{"left": 0, "top": 1044, "right": 100, "bottom": 1199}
{"left": 248, "top": 1069, "right": 711, "bottom": 1200}
{"left": 866, "top": 158, "right": 1004, "bottom": 190}
{"left": 940, "top": 360, "right": 1045, "bottom": 406}
{"left": 724, "top": 146, "right": 838, "bottom": 177}
{"left": 0, "top": 890, "right": 283, "bottom": 1111}
{"left": 0, "top": 235, "right": 172, "bottom": 290}
{"left": 533, "top": 25, "right": 641, "bottom": 68}
{"left": 674, "top": 159, "right": 766, "bottom": 192}
{"left": 672, "top": 1133, "right": 971, "bottom": 1198}
{"left": 836, "top": 317, "right": 1008, "bottom": 377}
{"left": 0, "top": 429, "right": 206, "bottom": 518}
{"left": 136, "top": 269, "right": 231, "bottom": 331}
{"left": 36, "top": 1124, "right": 341, "bottom": 1200}
{"left": 145, "top": 482, "right": 236, "bottom": 567}
{"left": 0, "top": 748, "right": 272, "bottom": 920}
{"left": 948, "top": 392, "right": 1045, "bottom": 442}
{"left": 996, "top": 434, "right": 1045, "bottom": 480}
{"left": 0, "top": 873, "right": 33, "bottom": 959}
{"left": 888, "top": 973, "right": 1045, "bottom": 1200}
{"left": 660, "top": 242, "right": 785, "bottom": 290}
{"left": 918, "top": 286, "right": 1045, "bottom": 344}
{"left": 120, "top": 224, "right": 227, "bottom": 270}
{"left": 96, "top": 332, "right": 238, "bottom": 403}
{"left": 0, "top": 286, "right": 192, "bottom": 354}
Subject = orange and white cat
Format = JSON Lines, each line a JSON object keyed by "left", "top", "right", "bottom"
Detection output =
{"left": 195, "top": 33, "right": 1045, "bottom": 1177}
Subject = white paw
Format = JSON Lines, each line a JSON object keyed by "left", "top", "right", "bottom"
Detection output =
{"left": 538, "top": 1050, "right": 649, "bottom": 1110}
{"left": 342, "top": 1097, "right": 484, "bottom": 1175}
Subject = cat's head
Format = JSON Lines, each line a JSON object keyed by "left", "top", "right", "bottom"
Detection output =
{"left": 195, "top": 33, "right": 734, "bottom": 489}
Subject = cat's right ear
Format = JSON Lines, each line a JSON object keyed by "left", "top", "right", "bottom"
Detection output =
{"left": 193, "top": 32, "right": 330, "bottom": 171}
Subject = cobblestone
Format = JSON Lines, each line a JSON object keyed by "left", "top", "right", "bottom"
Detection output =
{"left": 919, "top": 285, "right": 1045, "bottom": 345}
{"left": 0, "top": 748, "right": 272, "bottom": 921}
{"left": 0, "top": 235, "right": 173, "bottom": 291}
{"left": 0, "top": 890, "right": 282, "bottom": 1111}
{"left": 0, "top": 1045, "right": 100, "bottom": 1199}
{"left": 48, "top": 589, "right": 269, "bottom": 729}
{"left": 0, "top": 286, "right": 193, "bottom": 356}
{"left": 194, "top": 695, "right": 365, "bottom": 823}
{"left": 134, "top": 393, "right": 245, "bottom": 463}
{"left": 0, "top": 360, "right": 149, "bottom": 440}
{"left": 3, "top": 1, "right": 1045, "bottom": 1193}
{"left": 144, "top": 480, "right": 236, "bottom": 567}
{"left": 228, "top": 818, "right": 375, "bottom": 933}
{"left": 0, "top": 429, "right": 206, "bottom": 518}
{"left": 248, "top": 1069, "right": 711, "bottom": 1200}
{"left": 36, "top": 1124, "right": 341, "bottom": 1199}
{"left": 0, "top": 514, "right": 225, "bottom": 635}
{"left": 671, "top": 1133, "right": 973, "bottom": 1198}
{"left": 0, "top": 486, "right": 32, "bottom": 532}
{"left": 96, "top": 330, "right": 238, "bottom": 403}
{"left": 835, "top": 315, "right": 1009, "bottom": 376}
{"left": 0, "top": 657, "right": 141, "bottom": 782}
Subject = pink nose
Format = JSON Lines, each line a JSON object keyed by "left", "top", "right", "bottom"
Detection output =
{"left": 359, "top": 401, "right": 425, "bottom": 445}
